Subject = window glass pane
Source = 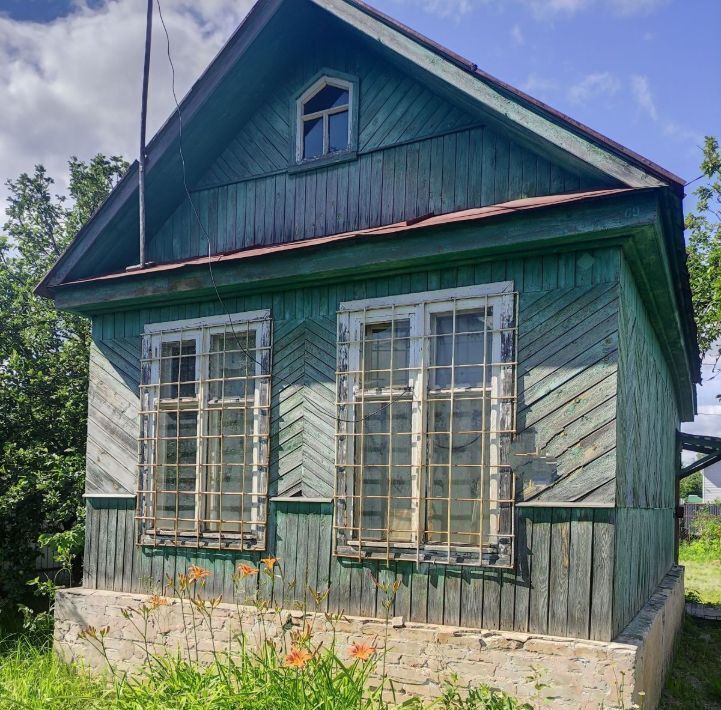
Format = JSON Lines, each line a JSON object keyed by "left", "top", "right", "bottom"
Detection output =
{"left": 303, "top": 117, "right": 323, "bottom": 160}
{"left": 362, "top": 320, "right": 410, "bottom": 389}
{"left": 303, "top": 84, "right": 349, "bottom": 115}
{"left": 425, "top": 392, "right": 489, "bottom": 547}
{"left": 160, "top": 339, "right": 196, "bottom": 399}
{"left": 328, "top": 110, "right": 349, "bottom": 153}
{"left": 431, "top": 310, "right": 490, "bottom": 389}
{"left": 355, "top": 399, "right": 413, "bottom": 543}
{"left": 208, "top": 332, "right": 255, "bottom": 402}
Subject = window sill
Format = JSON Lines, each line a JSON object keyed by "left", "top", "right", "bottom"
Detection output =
{"left": 335, "top": 543, "right": 513, "bottom": 569}
{"left": 288, "top": 150, "right": 357, "bottom": 175}
{"left": 139, "top": 533, "right": 264, "bottom": 551}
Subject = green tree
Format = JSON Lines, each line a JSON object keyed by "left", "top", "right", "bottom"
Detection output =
{"left": 0, "top": 155, "right": 127, "bottom": 613}
{"left": 686, "top": 136, "right": 721, "bottom": 358}
{"left": 680, "top": 471, "right": 702, "bottom": 500}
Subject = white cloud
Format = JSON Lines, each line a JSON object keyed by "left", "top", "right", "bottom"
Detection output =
{"left": 609, "top": 0, "right": 666, "bottom": 17}
{"left": 526, "top": 0, "right": 592, "bottom": 18}
{"left": 521, "top": 73, "right": 560, "bottom": 98}
{"left": 510, "top": 23, "right": 524, "bottom": 45}
{"left": 394, "top": 0, "right": 473, "bottom": 19}
{"left": 0, "top": 0, "right": 252, "bottom": 209}
{"left": 567, "top": 71, "right": 620, "bottom": 103}
{"left": 519, "top": 0, "right": 664, "bottom": 19}
{"left": 663, "top": 121, "right": 703, "bottom": 149}
{"left": 629, "top": 74, "right": 658, "bottom": 120}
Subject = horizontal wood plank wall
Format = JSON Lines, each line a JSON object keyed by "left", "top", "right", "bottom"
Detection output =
{"left": 84, "top": 500, "right": 615, "bottom": 641}
{"left": 85, "top": 248, "right": 622, "bottom": 640}
{"left": 146, "top": 32, "right": 611, "bottom": 264}
{"left": 613, "top": 259, "right": 678, "bottom": 635}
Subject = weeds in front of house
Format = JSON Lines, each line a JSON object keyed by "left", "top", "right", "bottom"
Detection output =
{"left": 4, "top": 559, "right": 531, "bottom": 709}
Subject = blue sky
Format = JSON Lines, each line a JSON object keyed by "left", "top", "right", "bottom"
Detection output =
{"left": 0, "top": 0, "right": 719, "bottom": 435}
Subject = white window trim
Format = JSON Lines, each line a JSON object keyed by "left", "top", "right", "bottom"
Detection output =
{"left": 335, "top": 283, "right": 516, "bottom": 566}
{"left": 139, "top": 310, "right": 272, "bottom": 549}
{"left": 296, "top": 75, "right": 354, "bottom": 162}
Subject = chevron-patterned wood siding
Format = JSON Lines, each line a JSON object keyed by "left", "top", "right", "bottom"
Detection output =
{"left": 271, "top": 318, "right": 336, "bottom": 497}
{"left": 85, "top": 339, "right": 141, "bottom": 496}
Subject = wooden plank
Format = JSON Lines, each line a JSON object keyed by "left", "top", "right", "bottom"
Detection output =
{"left": 482, "top": 569, "right": 501, "bottom": 630}
{"left": 411, "top": 563, "right": 429, "bottom": 624}
{"left": 567, "top": 508, "right": 593, "bottom": 638}
{"left": 528, "top": 508, "right": 550, "bottom": 634}
{"left": 590, "top": 509, "right": 615, "bottom": 641}
{"left": 547, "top": 508, "right": 571, "bottom": 637}
{"left": 513, "top": 508, "right": 533, "bottom": 632}
{"left": 443, "top": 566, "right": 462, "bottom": 627}
{"left": 426, "top": 566, "right": 445, "bottom": 625}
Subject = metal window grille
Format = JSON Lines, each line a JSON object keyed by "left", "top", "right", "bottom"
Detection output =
{"left": 334, "top": 287, "right": 517, "bottom": 567}
{"left": 137, "top": 311, "right": 271, "bottom": 550}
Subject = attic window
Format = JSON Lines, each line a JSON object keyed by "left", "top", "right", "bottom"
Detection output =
{"left": 297, "top": 76, "right": 353, "bottom": 162}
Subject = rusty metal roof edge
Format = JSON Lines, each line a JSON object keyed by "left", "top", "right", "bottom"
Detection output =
{"left": 56, "top": 188, "right": 637, "bottom": 289}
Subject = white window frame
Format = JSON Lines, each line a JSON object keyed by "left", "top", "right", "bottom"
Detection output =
{"left": 334, "top": 283, "right": 517, "bottom": 567}
{"left": 138, "top": 310, "right": 271, "bottom": 549}
{"left": 296, "top": 75, "right": 353, "bottom": 162}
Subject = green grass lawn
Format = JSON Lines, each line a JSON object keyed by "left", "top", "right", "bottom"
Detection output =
{"left": 661, "top": 615, "right": 721, "bottom": 708}
{"left": 679, "top": 537, "right": 721, "bottom": 607}
{"left": 661, "top": 543, "right": 721, "bottom": 707}
{"left": 682, "top": 558, "right": 721, "bottom": 606}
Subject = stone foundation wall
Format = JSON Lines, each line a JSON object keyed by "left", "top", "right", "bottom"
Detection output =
{"left": 54, "top": 566, "right": 684, "bottom": 709}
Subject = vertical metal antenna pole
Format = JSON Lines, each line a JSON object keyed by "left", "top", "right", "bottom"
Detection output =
{"left": 138, "top": 0, "right": 153, "bottom": 269}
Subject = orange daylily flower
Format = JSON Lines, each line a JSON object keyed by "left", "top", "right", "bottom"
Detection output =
{"left": 237, "top": 563, "right": 259, "bottom": 577}
{"left": 284, "top": 647, "right": 312, "bottom": 668}
{"left": 349, "top": 642, "right": 375, "bottom": 661}
{"left": 260, "top": 556, "right": 278, "bottom": 572}
{"left": 149, "top": 594, "right": 168, "bottom": 609}
{"left": 187, "top": 565, "right": 212, "bottom": 583}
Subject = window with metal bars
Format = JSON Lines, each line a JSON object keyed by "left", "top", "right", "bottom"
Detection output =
{"left": 334, "top": 284, "right": 517, "bottom": 567}
{"left": 137, "top": 311, "right": 271, "bottom": 550}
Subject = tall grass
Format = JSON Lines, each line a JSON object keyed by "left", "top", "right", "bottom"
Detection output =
{"left": 0, "top": 636, "right": 109, "bottom": 709}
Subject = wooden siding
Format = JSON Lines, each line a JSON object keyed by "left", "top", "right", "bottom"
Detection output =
{"left": 146, "top": 31, "right": 611, "bottom": 264}
{"left": 148, "top": 127, "right": 602, "bottom": 264}
{"left": 84, "top": 499, "right": 615, "bottom": 641}
{"left": 85, "top": 339, "right": 141, "bottom": 496}
{"left": 271, "top": 318, "right": 336, "bottom": 497}
{"left": 612, "top": 258, "right": 678, "bottom": 634}
{"left": 84, "top": 248, "right": 622, "bottom": 640}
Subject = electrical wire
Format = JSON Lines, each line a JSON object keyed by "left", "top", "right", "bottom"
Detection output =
{"left": 155, "top": 0, "right": 411, "bottom": 427}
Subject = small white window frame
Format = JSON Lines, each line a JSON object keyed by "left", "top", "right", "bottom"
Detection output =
{"left": 335, "top": 282, "right": 517, "bottom": 567}
{"left": 296, "top": 75, "right": 354, "bottom": 162}
{"left": 138, "top": 310, "right": 272, "bottom": 549}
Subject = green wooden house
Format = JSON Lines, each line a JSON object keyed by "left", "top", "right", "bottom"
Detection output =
{"left": 41, "top": 0, "right": 699, "bottom": 702}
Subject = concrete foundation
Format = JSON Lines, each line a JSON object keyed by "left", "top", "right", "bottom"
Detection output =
{"left": 54, "top": 566, "right": 684, "bottom": 709}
